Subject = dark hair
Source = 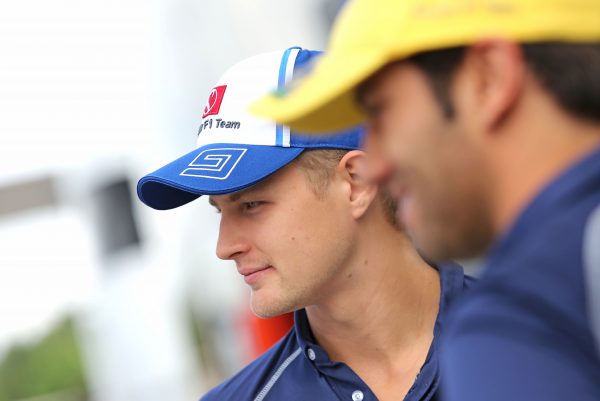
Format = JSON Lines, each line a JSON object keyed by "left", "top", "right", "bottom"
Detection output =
{"left": 407, "top": 47, "right": 466, "bottom": 118}
{"left": 407, "top": 42, "right": 600, "bottom": 123}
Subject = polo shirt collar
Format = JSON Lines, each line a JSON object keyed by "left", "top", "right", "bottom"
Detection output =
{"left": 291, "top": 263, "right": 465, "bottom": 400}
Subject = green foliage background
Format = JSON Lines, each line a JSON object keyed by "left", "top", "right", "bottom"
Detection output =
{"left": 0, "top": 317, "right": 87, "bottom": 401}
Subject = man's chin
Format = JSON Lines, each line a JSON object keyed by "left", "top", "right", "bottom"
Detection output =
{"left": 250, "top": 293, "right": 297, "bottom": 318}
{"left": 250, "top": 306, "right": 291, "bottom": 319}
{"left": 410, "top": 226, "right": 491, "bottom": 262}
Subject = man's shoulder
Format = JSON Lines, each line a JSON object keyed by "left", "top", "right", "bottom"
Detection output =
{"left": 446, "top": 201, "right": 600, "bottom": 359}
{"left": 506, "top": 180, "right": 600, "bottom": 275}
{"left": 485, "top": 199, "right": 599, "bottom": 299}
{"left": 199, "top": 328, "right": 299, "bottom": 401}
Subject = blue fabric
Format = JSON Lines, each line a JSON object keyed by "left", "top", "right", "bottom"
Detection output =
{"left": 137, "top": 47, "right": 365, "bottom": 210}
{"left": 137, "top": 143, "right": 304, "bottom": 210}
{"left": 201, "top": 264, "right": 473, "bottom": 401}
{"left": 441, "top": 145, "right": 600, "bottom": 401}
{"left": 275, "top": 47, "right": 300, "bottom": 146}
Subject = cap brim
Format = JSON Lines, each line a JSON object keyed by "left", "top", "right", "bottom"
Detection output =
{"left": 250, "top": 50, "right": 387, "bottom": 133}
{"left": 137, "top": 143, "right": 304, "bottom": 210}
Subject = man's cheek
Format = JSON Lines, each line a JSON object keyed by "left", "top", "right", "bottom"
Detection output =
{"left": 384, "top": 133, "right": 407, "bottom": 166}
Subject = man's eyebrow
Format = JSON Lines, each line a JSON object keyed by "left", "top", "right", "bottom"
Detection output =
{"left": 227, "top": 192, "right": 244, "bottom": 202}
{"left": 207, "top": 191, "right": 248, "bottom": 208}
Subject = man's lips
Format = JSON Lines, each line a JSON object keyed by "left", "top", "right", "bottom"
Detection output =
{"left": 237, "top": 266, "right": 274, "bottom": 285}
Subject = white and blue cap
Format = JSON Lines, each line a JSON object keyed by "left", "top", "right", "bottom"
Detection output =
{"left": 137, "top": 47, "right": 364, "bottom": 210}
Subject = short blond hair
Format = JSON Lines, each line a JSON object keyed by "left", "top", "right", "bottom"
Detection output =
{"left": 293, "top": 149, "right": 400, "bottom": 229}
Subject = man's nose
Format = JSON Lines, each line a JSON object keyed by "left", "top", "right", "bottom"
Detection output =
{"left": 364, "top": 128, "right": 394, "bottom": 184}
{"left": 215, "top": 215, "right": 251, "bottom": 261}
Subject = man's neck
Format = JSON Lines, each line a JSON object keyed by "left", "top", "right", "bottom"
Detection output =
{"left": 304, "top": 223, "right": 440, "bottom": 389}
{"left": 488, "top": 89, "right": 600, "bottom": 235}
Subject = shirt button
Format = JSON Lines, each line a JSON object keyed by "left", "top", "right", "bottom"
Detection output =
{"left": 307, "top": 348, "right": 316, "bottom": 361}
{"left": 352, "top": 390, "right": 364, "bottom": 401}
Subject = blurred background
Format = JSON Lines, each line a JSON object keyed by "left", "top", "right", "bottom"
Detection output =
{"left": 0, "top": 1, "right": 341, "bottom": 400}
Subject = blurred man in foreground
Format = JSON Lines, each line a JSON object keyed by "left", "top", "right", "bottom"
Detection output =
{"left": 138, "top": 48, "right": 471, "bottom": 401}
{"left": 252, "top": 1, "right": 600, "bottom": 400}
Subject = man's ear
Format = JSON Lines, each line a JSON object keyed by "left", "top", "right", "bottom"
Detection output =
{"left": 458, "top": 39, "right": 525, "bottom": 131}
{"left": 337, "top": 150, "right": 379, "bottom": 220}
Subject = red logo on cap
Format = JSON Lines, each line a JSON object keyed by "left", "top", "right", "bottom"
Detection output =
{"left": 202, "top": 85, "right": 227, "bottom": 118}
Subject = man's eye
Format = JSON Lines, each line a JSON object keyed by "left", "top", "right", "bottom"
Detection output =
{"left": 243, "top": 201, "right": 262, "bottom": 211}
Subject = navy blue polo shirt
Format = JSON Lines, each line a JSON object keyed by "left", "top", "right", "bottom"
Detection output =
{"left": 441, "top": 145, "right": 600, "bottom": 401}
{"left": 201, "top": 264, "right": 472, "bottom": 401}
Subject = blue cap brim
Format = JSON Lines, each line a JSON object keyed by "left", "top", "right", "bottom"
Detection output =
{"left": 137, "top": 143, "right": 304, "bottom": 210}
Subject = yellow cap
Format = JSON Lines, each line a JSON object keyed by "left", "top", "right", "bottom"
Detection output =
{"left": 251, "top": 0, "right": 600, "bottom": 133}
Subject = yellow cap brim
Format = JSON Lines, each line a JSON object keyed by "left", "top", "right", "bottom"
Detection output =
{"left": 250, "top": 50, "right": 388, "bottom": 133}
{"left": 252, "top": 0, "right": 600, "bottom": 134}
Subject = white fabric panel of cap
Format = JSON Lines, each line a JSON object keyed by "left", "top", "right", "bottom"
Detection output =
{"left": 195, "top": 51, "right": 284, "bottom": 149}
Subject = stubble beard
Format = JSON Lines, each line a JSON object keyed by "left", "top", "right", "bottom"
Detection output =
{"left": 249, "top": 247, "right": 353, "bottom": 318}
{"left": 248, "top": 271, "right": 331, "bottom": 318}
{"left": 407, "top": 176, "right": 495, "bottom": 262}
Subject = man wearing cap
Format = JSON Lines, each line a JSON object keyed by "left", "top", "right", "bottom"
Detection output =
{"left": 252, "top": 1, "right": 600, "bottom": 400}
{"left": 138, "top": 47, "right": 472, "bottom": 401}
